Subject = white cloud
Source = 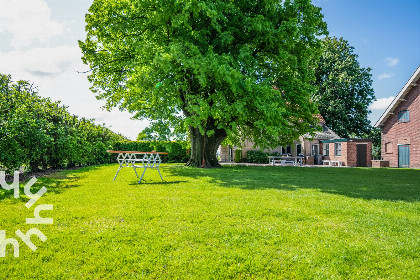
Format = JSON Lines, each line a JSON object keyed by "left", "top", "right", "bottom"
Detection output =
{"left": 0, "top": 46, "right": 148, "bottom": 140}
{"left": 0, "top": 0, "right": 146, "bottom": 140}
{"left": 378, "top": 73, "right": 394, "bottom": 80}
{"left": 0, "top": 46, "right": 83, "bottom": 77}
{"left": 369, "top": 97, "right": 394, "bottom": 110}
{"left": 0, "top": 0, "right": 63, "bottom": 48}
{"left": 386, "top": 57, "right": 399, "bottom": 67}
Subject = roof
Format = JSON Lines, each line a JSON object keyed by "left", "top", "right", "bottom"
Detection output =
{"left": 374, "top": 65, "right": 420, "bottom": 127}
{"left": 321, "top": 138, "right": 373, "bottom": 143}
{"left": 303, "top": 125, "right": 340, "bottom": 140}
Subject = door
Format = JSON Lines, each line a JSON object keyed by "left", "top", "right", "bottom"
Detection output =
{"left": 311, "top": 144, "right": 319, "bottom": 164}
{"left": 296, "top": 144, "right": 302, "bottom": 155}
{"left": 356, "top": 144, "right": 367, "bottom": 167}
{"left": 398, "top": 145, "right": 410, "bottom": 168}
{"left": 311, "top": 144, "right": 319, "bottom": 156}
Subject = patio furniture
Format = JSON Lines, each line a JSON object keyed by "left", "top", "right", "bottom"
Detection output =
{"left": 268, "top": 156, "right": 303, "bottom": 166}
{"left": 322, "top": 160, "right": 343, "bottom": 167}
{"left": 107, "top": 150, "right": 168, "bottom": 183}
{"left": 330, "top": 160, "right": 343, "bottom": 167}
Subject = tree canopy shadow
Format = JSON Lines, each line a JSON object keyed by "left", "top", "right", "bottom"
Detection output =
{"left": 129, "top": 180, "right": 187, "bottom": 186}
{"left": 165, "top": 165, "right": 420, "bottom": 202}
{"left": 0, "top": 166, "right": 99, "bottom": 202}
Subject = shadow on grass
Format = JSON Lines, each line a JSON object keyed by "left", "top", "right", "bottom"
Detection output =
{"left": 165, "top": 165, "right": 420, "bottom": 202}
{"left": 129, "top": 180, "right": 188, "bottom": 186}
{"left": 0, "top": 166, "right": 100, "bottom": 202}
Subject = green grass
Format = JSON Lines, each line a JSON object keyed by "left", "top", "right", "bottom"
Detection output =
{"left": 1, "top": 164, "right": 420, "bottom": 279}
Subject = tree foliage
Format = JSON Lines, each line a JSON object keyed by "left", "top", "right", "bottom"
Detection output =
{"left": 137, "top": 128, "right": 154, "bottom": 141}
{"left": 0, "top": 74, "right": 125, "bottom": 174}
{"left": 80, "top": 0, "right": 327, "bottom": 167}
{"left": 313, "top": 36, "right": 375, "bottom": 138}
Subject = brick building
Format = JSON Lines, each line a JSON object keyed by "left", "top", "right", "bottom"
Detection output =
{"left": 220, "top": 116, "right": 372, "bottom": 167}
{"left": 320, "top": 139, "right": 373, "bottom": 167}
{"left": 375, "top": 66, "right": 420, "bottom": 168}
{"left": 219, "top": 116, "right": 340, "bottom": 163}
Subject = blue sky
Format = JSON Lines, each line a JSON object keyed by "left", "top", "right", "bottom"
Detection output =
{"left": 1, "top": 0, "right": 419, "bottom": 139}
{"left": 316, "top": 0, "right": 420, "bottom": 123}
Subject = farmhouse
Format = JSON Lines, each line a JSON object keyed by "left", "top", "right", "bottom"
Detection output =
{"left": 375, "top": 66, "right": 420, "bottom": 168}
{"left": 220, "top": 116, "right": 373, "bottom": 167}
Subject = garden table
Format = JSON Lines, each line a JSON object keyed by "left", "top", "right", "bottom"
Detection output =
{"left": 268, "top": 156, "right": 303, "bottom": 166}
{"left": 107, "top": 150, "right": 168, "bottom": 183}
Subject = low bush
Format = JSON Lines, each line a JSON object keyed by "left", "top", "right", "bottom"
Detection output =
{"left": 246, "top": 150, "right": 268, "bottom": 164}
{"left": 235, "top": 150, "right": 242, "bottom": 163}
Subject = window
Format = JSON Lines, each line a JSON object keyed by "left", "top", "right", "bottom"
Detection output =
{"left": 385, "top": 142, "right": 393, "bottom": 154}
{"left": 296, "top": 144, "right": 302, "bottom": 155}
{"left": 311, "top": 144, "right": 319, "bottom": 156}
{"left": 398, "top": 110, "right": 409, "bottom": 122}
{"left": 335, "top": 143, "right": 342, "bottom": 156}
{"left": 323, "top": 144, "right": 329, "bottom": 156}
{"left": 282, "top": 145, "right": 291, "bottom": 155}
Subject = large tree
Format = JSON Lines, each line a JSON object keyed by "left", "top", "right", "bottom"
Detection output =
{"left": 313, "top": 36, "right": 375, "bottom": 138}
{"left": 80, "top": 0, "right": 327, "bottom": 167}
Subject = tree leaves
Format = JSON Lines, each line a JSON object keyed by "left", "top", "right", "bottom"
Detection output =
{"left": 313, "top": 37, "right": 375, "bottom": 138}
{"left": 81, "top": 0, "right": 327, "bottom": 152}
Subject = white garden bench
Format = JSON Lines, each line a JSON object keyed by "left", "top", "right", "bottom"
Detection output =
{"left": 107, "top": 150, "right": 168, "bottom": 183}
{"left": 268, "top": 156, "right": 303, "bottom": 166}
{"left": 323, "top": 160, "right": 343, "bottom": 167}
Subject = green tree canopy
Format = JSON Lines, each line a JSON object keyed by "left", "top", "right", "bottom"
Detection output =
{"left": 313, "top": 36, "right": 375, "bottom": 138}
{"left": 80, "top": 0, "right": 327, "bottom": 167}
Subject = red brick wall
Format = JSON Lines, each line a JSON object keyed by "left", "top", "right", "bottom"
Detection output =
{"left": 381, "top": 81, "right": 420, "bottom": 168}
{"left": 324, "top": 141, "right": 372, "bottom": 167}
{"left": 346, "top": 142, "right": 372, "bottom": 167}
{"left": 328, "top": 142, "right": 348, "bottom": 166}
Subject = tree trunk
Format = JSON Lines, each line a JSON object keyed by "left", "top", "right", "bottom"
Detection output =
{"left": 186, "top": 120, "right": 227, "bottom": 168}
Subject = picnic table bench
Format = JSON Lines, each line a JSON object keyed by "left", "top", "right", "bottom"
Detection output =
{"left": 268, "top": 156, "right": 303, "bottom": 166}
{"left": 107, "top": 150, "right": 168, "bottom": 183}
{"left": 322, "top": 160, "right": 343, "bottom": 167}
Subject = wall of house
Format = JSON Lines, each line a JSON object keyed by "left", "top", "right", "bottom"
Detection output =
{"left": 346, "top": 142, "right": 372, "bottom": 167}
{"left": 322, "top": 141, "right": 372, "bottom": 167}
{"left": 381, "top": 81, "right": 420, "bottom": 168}
{"left": 219, "top": 145, "right": 231, "bottom": 162}
{"left": 220, "top": 138, "right": 328, "bottom": 164}
{"left": 219, "top": 139, "right": 301, "bottom": 162}
{"left": 326, "top": 142, "right": 348, "bottom": 166}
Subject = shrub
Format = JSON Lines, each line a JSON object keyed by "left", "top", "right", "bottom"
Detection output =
{"left": 246, "top": 150, "right": 268, "bottom": 164}
{"left": 235, "top": 150, "right": 242, "bottom": 163}
{"left": 0, "top": 73, "right": 125, "bottom": 174}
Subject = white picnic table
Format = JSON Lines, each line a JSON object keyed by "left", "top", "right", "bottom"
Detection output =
{"left": 322, "top": 160, "right": 343, "bottom": 167}
{"left": 268, "top": 156, "right": 303, "bottom": 166}
{"left": 107, "top": 150, "right": 168, "bottom": 183}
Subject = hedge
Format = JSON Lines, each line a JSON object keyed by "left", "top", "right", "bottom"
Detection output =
{"left": 246, "top": 150, "right": 280, "bottom": 164}
{"left": 235, "top": 149, "right": 242, "bottom": 163}
{"left": 0, "top": 74, "right": 125, "bottom": 174}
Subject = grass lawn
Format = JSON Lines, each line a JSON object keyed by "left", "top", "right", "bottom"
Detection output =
{"left": 1, "top": 164, "right": 420, "bottom": 279}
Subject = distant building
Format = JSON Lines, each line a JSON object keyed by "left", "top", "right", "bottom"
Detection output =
{"left": 320, "top": 138, "right": 373, "bottom": 167}
{"left": 220, "top": 116, "right": 372, "bottom": 167}
{"left": 375, "top": 66, "right": 420, "bottom": 168}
